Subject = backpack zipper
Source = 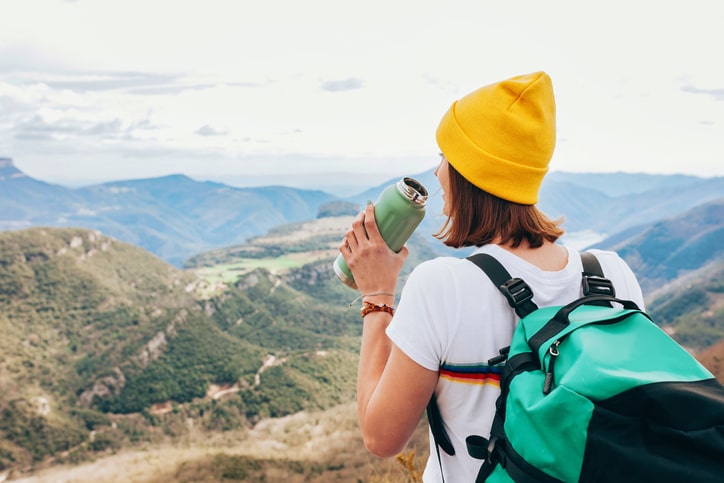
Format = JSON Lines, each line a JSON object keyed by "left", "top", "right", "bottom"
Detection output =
{"left": 543, "top": 340, "right": 561, "bottom": 395}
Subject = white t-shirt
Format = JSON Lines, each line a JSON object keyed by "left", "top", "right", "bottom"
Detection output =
{"left": 386, "top": 244, "right": 645, "bottom": 483}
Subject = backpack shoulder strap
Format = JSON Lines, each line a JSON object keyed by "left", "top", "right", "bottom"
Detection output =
{"left": 581, "top": 251, "right": 616, "bottom": 297}
{"left": 467, "top": 253, "right": 539, "bottom": 319}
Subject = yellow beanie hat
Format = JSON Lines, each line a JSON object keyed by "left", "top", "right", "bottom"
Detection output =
{"left": 436, "top": 71, "right": 556, "bottom": 205}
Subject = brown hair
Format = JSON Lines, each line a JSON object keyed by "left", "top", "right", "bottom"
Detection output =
{"left": 435, "top": 162, "right": 564, "bottom": 249}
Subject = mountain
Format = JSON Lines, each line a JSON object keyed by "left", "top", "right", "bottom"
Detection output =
{"left": 3, "top": 157, "right": 723, "bottom": 266}
{"left": 591, "top": 198, "right": 724, "bottom": 293}
{"left": 0, "top": 158, "right": 335, "bottom": 267}
{"left": 645, "top": 260, "right": 724, "bottom": 352}
{"left": 0, "top": 157, "right": 86, "bottom": 229}
{"left": 697, "top": 338, "right": 724, "bottom": 384}
{"left": 0, "top": 227, "right": 361, "bottom": 472}
{"left": 544, "top": 171, "right": 706, "bottom": 197}
{"left": 347, "top": 168, "right": 724, "bottom": 250}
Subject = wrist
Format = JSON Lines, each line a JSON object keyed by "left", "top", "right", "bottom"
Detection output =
{"left": 359, "top": 290, "right": 395, "bottom": 306}
{"left": 362, "top": 294, "right": 395, "bottom": 306}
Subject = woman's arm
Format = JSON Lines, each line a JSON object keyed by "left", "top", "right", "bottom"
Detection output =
{"left": 340, "top": 203, "right": 438, "bottom": 457}
{"left": 358, "top": 321, "right": 438, "bottom": 457}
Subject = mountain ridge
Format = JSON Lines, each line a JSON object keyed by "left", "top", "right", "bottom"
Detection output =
{"left": 592, "top": 198, "right": 724, "bottom": 292}
{"left": 1, "top": 158, "right": 337, "bottom": 266}
{"left": 3, "top": 157, "right": 723, "bottom": 266}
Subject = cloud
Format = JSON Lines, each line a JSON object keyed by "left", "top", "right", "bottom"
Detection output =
{"left": 0, "top": 45, "right": 69, "bottom": 75}
{"left": 128, "top": 82, "right": 217, "bottom": 96}
{"left": 0, "top": 92, "right": 34, "bottom": 117}
{"left": 0, "top": 45, "right": 177, "bottom": 92}
{"left": 320, "top": 77, "right": 364, "bottom": 92}
{"left": 228, "top": 81, "right": 270, "bottom": 89}
{"left": 14, "top": 114, "right": 138, "bottom": 141}
{"left": 129, "top": 115, "right": 158, "bottom": 131}
{"left": 195, "top": 124, "right": 227, "bottom": 136}
{"left": 681, "top": 84, "right": 724, "bottom": 101}
{"left": 14, "top": 115, "right": 76, "bottom": 141}
{"left": 44, "top": 71, "right": 182, "bottom": 93}
{"left": 0, "top": 54, "right": 204, "bottom": 96}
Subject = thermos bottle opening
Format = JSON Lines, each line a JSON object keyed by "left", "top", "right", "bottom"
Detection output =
{"left": 399, "top": 177, "right": 429, "bottom": 205}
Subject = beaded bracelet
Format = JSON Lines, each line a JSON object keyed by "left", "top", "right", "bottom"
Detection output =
{"left": 360, "top": 302, "right": 395, "bottom": 318}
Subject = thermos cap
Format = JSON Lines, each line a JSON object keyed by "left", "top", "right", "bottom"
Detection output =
{"left": 397, "top": 177, "right": 428, "bottom": 206}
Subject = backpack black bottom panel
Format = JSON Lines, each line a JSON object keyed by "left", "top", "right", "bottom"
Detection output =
{"left": 582, "top": 379, "right": 724, "bottom": 483}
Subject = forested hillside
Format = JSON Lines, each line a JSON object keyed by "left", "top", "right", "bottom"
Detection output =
{"left": 0, "top": 228, "right": 361, "bottom": 473}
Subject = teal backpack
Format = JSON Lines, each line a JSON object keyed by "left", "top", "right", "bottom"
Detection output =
{"left": 427, "top": 252, "right": 724, "bottom": 482}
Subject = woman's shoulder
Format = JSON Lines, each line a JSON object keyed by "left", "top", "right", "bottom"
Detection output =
{"left": 410, "top": 255, "right": 477, "bottom": 277}
{"left": 405, "top": 254, "right": 493, "bottom": 293}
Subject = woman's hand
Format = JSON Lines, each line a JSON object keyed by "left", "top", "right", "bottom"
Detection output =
{"left": 338, "top": 202, "right": 409, "bottom": 296}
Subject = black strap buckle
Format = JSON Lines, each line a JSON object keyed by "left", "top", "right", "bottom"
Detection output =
{"left": 582, "top": 275, "right": 616, "bottom": 297}
{"left": 466, "top": 435, "right": 489, "bottom": 460}
{"left": 499, "top": 278, "right": 534, "bottom": 308}
{"left": 488, "top": 346, "right": 510, "bottom": 366}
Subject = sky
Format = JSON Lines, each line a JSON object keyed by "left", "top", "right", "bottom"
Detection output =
{"left": 1, "top": 0, "right": 723, "bottom": 194}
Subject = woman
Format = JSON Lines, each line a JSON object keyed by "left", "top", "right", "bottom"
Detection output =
{"left": 339, "top": 71, "right": 644, "bottom": 482}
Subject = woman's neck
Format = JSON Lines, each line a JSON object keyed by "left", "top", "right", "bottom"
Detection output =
{"left": 495, "top": 239, "right": 569, "bottom": 272}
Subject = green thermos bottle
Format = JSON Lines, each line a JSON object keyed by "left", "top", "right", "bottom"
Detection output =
{"left": 334, "top": 177, "right": 428, "bottom": 289}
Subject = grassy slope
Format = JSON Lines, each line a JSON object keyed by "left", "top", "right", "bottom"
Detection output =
{"left": 0, "top": 227, "right": 362, "bottom": 473}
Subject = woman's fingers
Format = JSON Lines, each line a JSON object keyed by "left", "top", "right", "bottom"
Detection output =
{"left": 350, "top": 203, "right": 385, "bottom": 247}
{"left": 338, "top": 236, "right": 351, "bottom": 254}
{"left": 350, "top": 210, "right": 368, "bottom": 245}
{"left": 362, "top": 203, "right": 383, "bottom": 242}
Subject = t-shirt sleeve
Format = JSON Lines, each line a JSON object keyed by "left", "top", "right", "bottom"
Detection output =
{"left": 386, "top": 259, "right": 457, "bottom": 372}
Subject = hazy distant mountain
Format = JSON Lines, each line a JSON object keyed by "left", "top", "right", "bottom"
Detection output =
{"left": 350, "top": 168, "right": 724, "bottom": 250}
{"left": 2, "top": 156, "right": 723, "bottom": 266}
{"left": 592, "top": 198, "right": 723, "bottom": 291}
{"left": 1, "top": 158, "right": 335, "bottom": 266}
{"left": 0, "top": 157, "right": 85, "bottom": 228}
{"left": 544, "top": 171, "right": 706, "bottom": 197}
